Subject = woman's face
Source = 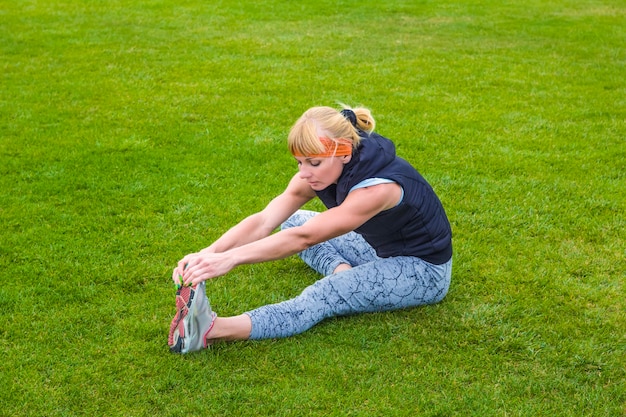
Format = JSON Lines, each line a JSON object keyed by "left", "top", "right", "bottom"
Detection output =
{"left": 295, "top": 155, "right": 348, "bottom": 191}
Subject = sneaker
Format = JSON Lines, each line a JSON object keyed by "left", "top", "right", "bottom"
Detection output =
{"left": 168, "top": 281, "right": 216, "bottom": 354}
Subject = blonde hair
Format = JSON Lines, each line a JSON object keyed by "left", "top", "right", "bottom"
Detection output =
{"left": 288, "top": 105, "right": 375, "bottom": 157}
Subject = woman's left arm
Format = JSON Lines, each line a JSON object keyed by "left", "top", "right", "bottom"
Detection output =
{"left": 182, "top": 183, "right": 401, "bottom": 285}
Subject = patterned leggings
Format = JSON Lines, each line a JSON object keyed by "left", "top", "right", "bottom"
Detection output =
{"left": 245, "top": 210, "right": 452, "bottom": 340}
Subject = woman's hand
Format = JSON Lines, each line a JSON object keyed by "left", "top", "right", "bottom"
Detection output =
{"left": 172, "top": 251, "right": 237, "bottom": 287}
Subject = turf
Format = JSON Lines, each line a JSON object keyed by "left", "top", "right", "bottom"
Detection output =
{"left": 1, "top": 0, "right": 624, "bottom": 415}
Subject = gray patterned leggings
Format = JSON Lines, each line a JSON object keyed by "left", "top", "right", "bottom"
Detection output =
{"left": 245, "top": 210, "right": 452, "bottom": 340}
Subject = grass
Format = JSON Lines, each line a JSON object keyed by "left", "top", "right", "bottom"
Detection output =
{"left": 1, "top": 0, "right": 624, "bottom": 415}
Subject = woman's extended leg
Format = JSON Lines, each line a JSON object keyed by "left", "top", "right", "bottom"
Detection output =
{"left": 245, "top": 256, "right": 452, "bottom": 340}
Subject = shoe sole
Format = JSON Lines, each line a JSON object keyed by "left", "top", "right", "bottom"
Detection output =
{"left": 168, "top": 286, "right": 195, "bottom": 353}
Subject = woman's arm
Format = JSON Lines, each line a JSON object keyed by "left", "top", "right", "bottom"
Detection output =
{"left": 180, "top": 182, "right": 402, "bottom": 285}
{"left": 208, "top": 174, "right": 316, "bottom": 251}
{"left": 173, "top": 173, "right": 315, "bottom": 284}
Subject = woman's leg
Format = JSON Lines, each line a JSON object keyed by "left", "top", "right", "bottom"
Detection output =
{"left": 245, "top": 256, "right": 452, "bottom": 340}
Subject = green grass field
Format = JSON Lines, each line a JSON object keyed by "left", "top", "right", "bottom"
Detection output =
{"left": 1, "top": 0, "right": 624, "bottom": 415}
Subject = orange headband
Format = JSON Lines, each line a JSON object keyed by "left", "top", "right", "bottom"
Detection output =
{"left": 292, "top": 137, "right": 353, "bottom": 158}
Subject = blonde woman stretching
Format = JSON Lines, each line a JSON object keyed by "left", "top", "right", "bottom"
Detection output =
{"left": 168, "top": 105, "right": 452, "bottom": 353}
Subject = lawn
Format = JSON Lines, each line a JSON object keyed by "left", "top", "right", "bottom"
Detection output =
{"left": 1, "top": 0, "right": 624, "bottom": 415}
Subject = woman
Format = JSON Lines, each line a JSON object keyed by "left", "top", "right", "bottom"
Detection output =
{"left": 168, "top": 105, "right": 452, "bottom": 354}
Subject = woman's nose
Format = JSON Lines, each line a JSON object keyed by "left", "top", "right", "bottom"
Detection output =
{"left": 298, "top": 166, "right": 311, "bottom": 179}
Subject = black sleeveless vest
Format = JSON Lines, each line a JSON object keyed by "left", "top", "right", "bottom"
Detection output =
{"left": 315, "top": 132, "right": 452, "bottom": 264}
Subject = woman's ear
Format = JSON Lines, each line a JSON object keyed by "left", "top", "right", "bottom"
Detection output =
{"left": 341, "top": 154, "right": 352, "bottom": 164}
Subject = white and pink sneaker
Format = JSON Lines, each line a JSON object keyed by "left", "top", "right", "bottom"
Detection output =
{"left": 168, "top": 282, "right": 216, "bottom": 354}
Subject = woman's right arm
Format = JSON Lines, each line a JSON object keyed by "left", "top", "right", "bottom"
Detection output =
{"left": 172, "top": 173, "right": 314, "bottom": 282}
{"left": 203, "top": 174, "right": 315, "bottom": 253}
